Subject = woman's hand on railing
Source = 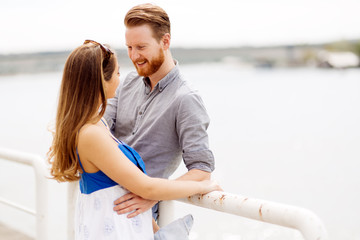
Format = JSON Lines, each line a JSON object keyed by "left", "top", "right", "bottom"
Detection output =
{"left": 199, "top": 180, "right": 223, "bottom": 194}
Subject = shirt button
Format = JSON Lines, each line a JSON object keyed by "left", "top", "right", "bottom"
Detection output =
{"left": 139, "top": 111, "right": 142, "bottom": 115}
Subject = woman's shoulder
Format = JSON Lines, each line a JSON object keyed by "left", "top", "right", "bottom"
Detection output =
{"left": 79, "top": 122, "right": 102, "bottom": 137}
{"left": 78, "top": 123, "right": 110, "bottom": 148}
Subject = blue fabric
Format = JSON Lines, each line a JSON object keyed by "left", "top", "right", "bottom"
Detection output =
{"left": 78, "top": 141, "right": 147, "bottom": 194}
{"left": 117, "top": 140, "right": 147, "bottom": 174}
{"left": 152, "top": 202, "right": 159, "bottom": 221}
{"left": 78, "top": 167, "right": 118, "bottom": 195}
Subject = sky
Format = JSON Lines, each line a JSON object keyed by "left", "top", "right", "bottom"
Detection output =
{"left": 1, "top": 0, "right": 360, "bottom": 54}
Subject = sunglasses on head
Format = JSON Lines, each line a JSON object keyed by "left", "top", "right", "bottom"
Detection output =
{"left": 83, "top": 39, "right": 114, "bottom": 59}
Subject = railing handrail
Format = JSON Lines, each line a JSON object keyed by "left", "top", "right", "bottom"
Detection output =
{"left": 0, "top": 147, "right": 48, "bottom": 240}
{"left": 170, "top": 191, "right": 328, "bottom": 240}
{"left": 69, "top": 184, "right": 328, "bottom": 240}
{"left": 0, "top": 148, "right": 328, "bottom": 240}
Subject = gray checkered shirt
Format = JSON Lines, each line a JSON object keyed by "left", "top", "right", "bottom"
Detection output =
{"left": 104, "top": 62, "right": 215, "bottom": 178}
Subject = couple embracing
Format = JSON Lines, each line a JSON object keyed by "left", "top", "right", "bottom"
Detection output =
{"left": 48, "top": 3, "right": 220, "bottom": 240}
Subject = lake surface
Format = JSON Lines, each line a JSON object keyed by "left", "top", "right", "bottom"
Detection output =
{"left": 0, "top": 63, "right": 359, "bottom": 240}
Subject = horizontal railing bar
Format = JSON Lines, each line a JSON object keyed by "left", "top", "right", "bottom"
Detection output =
{"left": 176, "top": 191, "right": 328, "bottom": 240}
{"left": 0, "top": 148, "right": 41, "bottom": 166}
{"left": 0, "top": 196, "right": 36, "bottom": 215}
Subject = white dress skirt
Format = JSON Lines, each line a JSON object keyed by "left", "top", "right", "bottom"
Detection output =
{"left": 75, "top": 185, "right": 154, "bottom": 240}
{"left": 75, "top": 126, "right": 154, "bottom": 240}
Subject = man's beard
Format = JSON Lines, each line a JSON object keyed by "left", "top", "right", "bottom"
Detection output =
{"left": 133, "top": 49, "right": 165, "bottom": 77}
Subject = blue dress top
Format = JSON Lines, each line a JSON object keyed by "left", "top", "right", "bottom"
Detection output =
{"left": 78, "top": 123, "right": 147, "bottom": 194}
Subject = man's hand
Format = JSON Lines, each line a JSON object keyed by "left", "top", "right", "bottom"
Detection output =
{"left": 113, "top": 192, "right": 158, "bottom": 218}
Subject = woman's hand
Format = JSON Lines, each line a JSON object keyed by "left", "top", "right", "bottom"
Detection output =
{"left": 199, "top": 180, "right": 223, "bottom": 194}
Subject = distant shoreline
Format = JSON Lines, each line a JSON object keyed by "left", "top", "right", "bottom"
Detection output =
{"left": 1, "top": 40, "right": 359, "bottom": 75}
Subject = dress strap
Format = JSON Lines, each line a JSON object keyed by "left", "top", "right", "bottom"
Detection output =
{"left": 99, "top": 118, "right": 146, "bottom": 173}
{"left": 110, "top": 134, "right": 121, "bottom": 144}
{"left": 100, "top": 118, "right": 108, "bottom": 128}
{"left": 76, "top": 149, "right": 85, "bottom": 172}
{"left": 100, "top": 118, "right": 120, "bottom": 143}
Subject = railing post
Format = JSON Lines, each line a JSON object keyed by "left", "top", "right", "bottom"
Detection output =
{"left": 32, "top": 154, "right": 49, "bottom": 240}
{"left": 0, "top": 148, "right": 49, "bottom": 240}
{"left": 158, "top": 200, "right": 176, "bottom": 227}
{"left": 67, "top": 181, "right": 78, "bottom": 240}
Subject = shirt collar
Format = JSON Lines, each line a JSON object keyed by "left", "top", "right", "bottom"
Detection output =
{"left": 142, "top": 60, "right": 179, "bottom": 94}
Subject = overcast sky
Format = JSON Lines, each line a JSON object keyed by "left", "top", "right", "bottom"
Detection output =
{"left": 1, "top": 0, "right": 360, "bottom": 54}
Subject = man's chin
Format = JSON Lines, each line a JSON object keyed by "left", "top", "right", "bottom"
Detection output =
{"left": 135, "top": 67, "right": 150, "bottom": 77}
{"left": 136, "top": 70, "right": 148, "bottom": 77}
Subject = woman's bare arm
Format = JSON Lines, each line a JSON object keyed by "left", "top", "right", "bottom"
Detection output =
{"left": 77, "top": 125, "right": 221, "bottom": 200}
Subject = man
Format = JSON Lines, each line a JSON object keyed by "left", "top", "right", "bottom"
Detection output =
{"left": 104, "top": 3, "right": 215, "bottom": 219}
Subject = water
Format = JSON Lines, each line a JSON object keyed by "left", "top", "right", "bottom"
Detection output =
{"left": 0, "top": 63, "right": 359, "bottom": 240}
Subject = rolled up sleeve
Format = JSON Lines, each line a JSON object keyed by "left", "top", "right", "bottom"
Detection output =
{"left": 176, "top": 91, "right": 215, "bottom": 173}
{"left": 182, "top": 150, "right": 214, "bottom": 172}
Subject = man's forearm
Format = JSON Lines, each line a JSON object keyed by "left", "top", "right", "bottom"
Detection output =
{"left": 175, "top": 169, "right": 211, "bottom": 181}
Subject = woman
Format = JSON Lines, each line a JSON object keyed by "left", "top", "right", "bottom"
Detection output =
{"left": 47, "top": 40, "right": 221, "bottom": 240}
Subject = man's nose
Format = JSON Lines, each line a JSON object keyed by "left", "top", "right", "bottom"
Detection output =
{"left": 129, "top": 49, "right": 140, "bottom": 61}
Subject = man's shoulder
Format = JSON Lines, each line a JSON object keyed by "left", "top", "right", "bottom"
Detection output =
{"left": 170, "top": 74, "right": 207, "bottom": 109}
{"left": 173, "top": 78, "right": 201, "bottom": 100}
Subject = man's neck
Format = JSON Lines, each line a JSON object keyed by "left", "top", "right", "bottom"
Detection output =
{"left": 148, "top": 53, "right": 175, "bottom": 91}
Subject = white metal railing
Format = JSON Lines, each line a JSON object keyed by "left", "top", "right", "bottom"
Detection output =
{"left": 0, "top": 148, "right": 328, "bottom": 240}
{"left": 158, "top": 192, "right": 328, "bottom": 240}
{"left": 68, "top": 185, "right": 328, "bottom": 240}
{"left": 0, "top": 148, "right": 48, "bottom": 240}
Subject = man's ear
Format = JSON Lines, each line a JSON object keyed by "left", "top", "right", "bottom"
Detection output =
{"left": 161, "top": 33, "right": 171, "bottom": 50}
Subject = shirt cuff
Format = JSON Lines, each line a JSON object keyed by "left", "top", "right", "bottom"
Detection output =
{"left": 183, "top": 150, "right": 215, "bottom": 173}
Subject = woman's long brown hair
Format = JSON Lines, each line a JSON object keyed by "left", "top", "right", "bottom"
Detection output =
{"left": 48, "top": 43, "right": 116, "bottom": 182}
